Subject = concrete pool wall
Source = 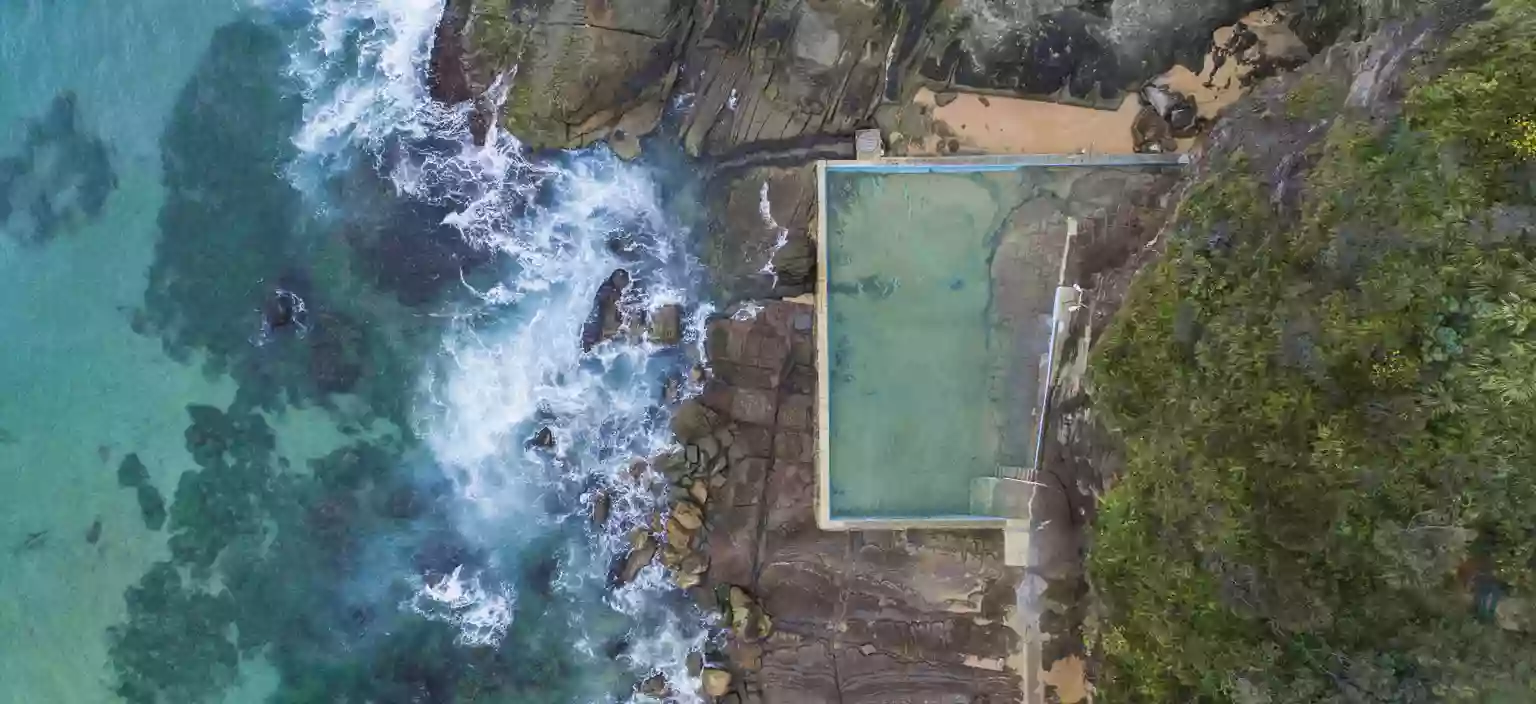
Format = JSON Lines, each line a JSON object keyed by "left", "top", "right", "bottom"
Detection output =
{"left": 814, "top": 154, "right": 1187, "bottom": 531}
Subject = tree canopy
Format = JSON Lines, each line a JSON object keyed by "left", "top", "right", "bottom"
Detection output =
{"left": 1090, "top": 1, "right": 1536, "bottom": 700}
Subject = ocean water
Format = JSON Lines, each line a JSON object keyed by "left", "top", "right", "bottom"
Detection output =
{"left": 0, "top": 0, "right": 709, "bottom": 702}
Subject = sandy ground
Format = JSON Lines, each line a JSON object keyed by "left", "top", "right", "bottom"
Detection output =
{"left": 911, "top": 88, "right": 1143, "bottom": 155}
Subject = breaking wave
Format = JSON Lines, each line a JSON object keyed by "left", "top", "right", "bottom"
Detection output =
{"left": 276, "top": 0, "right": 712, "bottom": 698}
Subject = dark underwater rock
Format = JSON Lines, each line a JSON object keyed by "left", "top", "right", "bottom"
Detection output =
{"left": 117, "top": 453, "right": 150, "bottom": 488}
{"left": 136, "top": 484, "right": 167, "bottom": 532}
{"left": 109, "top": 561, "right": 240, "bottom": 704}
{"left": 117, "top": 452, "right": 168, "bottom": 530}
{"left": 0, "top": 90, "right": 117, "bottom": 247}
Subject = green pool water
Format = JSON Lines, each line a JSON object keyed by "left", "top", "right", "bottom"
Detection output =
{"left": 822, "top": 162, "right": 1180, "bottom": 519}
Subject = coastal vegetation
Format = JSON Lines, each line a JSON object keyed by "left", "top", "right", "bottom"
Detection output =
{"left": 1089, "top": 0, "right": 1536, "bottom": 699}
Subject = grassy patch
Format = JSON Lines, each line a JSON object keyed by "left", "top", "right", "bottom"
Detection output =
{"left": 1089, "top": 1, "right": 1536, "bottom": 700}
{"left": 1282, "top": 72, "right": 1346, "bottom": 121}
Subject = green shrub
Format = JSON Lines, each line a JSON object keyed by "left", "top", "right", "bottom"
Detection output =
{"left": 1089, "top": 1, "right": 1536, "bottom": 700}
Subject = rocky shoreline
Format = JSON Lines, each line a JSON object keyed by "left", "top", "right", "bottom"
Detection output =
{"left": 417, "top": 0, "right": 1390, "bottom": 700}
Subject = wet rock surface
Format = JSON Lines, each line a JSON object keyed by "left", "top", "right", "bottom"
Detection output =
{"left": 700, "top": 165, "right": 817, "bottom": 302}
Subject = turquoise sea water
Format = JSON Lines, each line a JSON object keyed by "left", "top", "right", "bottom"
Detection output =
{"left": 0, "top": 1, "right": 707, "bottom": 702}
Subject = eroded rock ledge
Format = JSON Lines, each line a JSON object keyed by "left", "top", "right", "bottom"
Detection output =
{"left": 429, "top": 0, "right": 1333, "bottom": 156}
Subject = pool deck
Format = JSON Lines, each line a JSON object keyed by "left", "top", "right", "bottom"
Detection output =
{"left": 813, "top": 153, "right": 1186, "bottom": 533}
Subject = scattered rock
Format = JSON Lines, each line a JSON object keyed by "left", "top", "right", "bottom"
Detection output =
{"left": 934, "top": 91, "right": 959, "bottom": 107}
{"left": 527, "top": 426, "right": 555, "bottom": 450}
{"left": 666, "top": 517, "right": 695, "bottom": 550}
{"left": 621, "top": 543, "right": 658, "bottom": 583}
{"left": 679, "top": 552, "right": 709, "bottom": 576}
{"left": 727, "top": 586, "right": 755, "bottom": 633}
{"left": 639, "top": 674, "right": 668, "bottom": 698}
{"left": 1131, "top": 106, "right": 1177, "bottom": 154}
{"left": 728, "top": 585, "right": 753, "bottom": 612}
{"left": 661, "top": 545, "right": 687, "bottom": 569}
{"left": 647, "top": 304, "right": 683, "bottom": 345}
{"left": 687, "top": 652, "right": 703, "bottom": 676}
{"left": 1140, "top": 83, "right": 1203, "bottom": 138}
{"left": 591, "top": 490, "right": 610, "bottom": 526}
{"left": 117, "top": 454, "right": 167, "bottom": 531}
{"left": 673, "top": 501, "right": 704, "bottom": 531}
{"left": 656, "top": 453, "right": 689, "bottom": 483}
{"left": 688, "top": 481, "right": 709, "bottom": 505}
{"left": 85, "top": 518, "right": 102, "bottom": 545}
{"left": 695, "top": 435, "right": 720, "bottom": 461}
{"left": 582, "top": 269, "right": 632, "bottom": 351}
{"left": 701, "top": 668, "right": 732, "bottom": 697}
{"left": 672, "top": 401, "right": 719, "bottom": 442}
{"left": 674, "top": 571, "right": 701, "bottom": 589}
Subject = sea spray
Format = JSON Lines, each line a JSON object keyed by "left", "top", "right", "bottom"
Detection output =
{"left": 278, "top": 0, "right": 713, "bottom": 699}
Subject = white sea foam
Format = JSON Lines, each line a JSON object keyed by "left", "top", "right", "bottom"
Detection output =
{"left": 279, "top": 0, "right": 711, "bottom": 698}
{"left": 406, "top": 565, "right": 515, "bottom": 647}
{"left": 288, "top": 0, "right": 445, "bottom": 160}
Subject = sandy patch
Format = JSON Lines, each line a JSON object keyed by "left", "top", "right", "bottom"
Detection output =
{"left": 1041, "top": 655, "right": 1090, "bottom": 703}
{"left": 906, "top": 88, "right": 1141, "bottom": 156}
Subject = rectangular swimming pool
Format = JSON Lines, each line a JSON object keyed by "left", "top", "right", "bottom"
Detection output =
{"left": 815, "top": 155, "right": 1185, "bottom": 527}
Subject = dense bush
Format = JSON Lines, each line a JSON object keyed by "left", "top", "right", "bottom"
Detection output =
{"left": 1089, "top": 1, "right": 1536, "bottom": 700}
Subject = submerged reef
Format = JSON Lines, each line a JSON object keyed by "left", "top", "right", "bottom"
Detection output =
{"left": 108, "top": 402, "right": 631, "bottom": 703}
{"left": 111, "top": 20, "right": 645, "bottom": 701}
{"left": 137, "top": 21, "right": 442, "bottom": 423}
{"left": 0, "top": 91, "right": 116, "bottom": 246}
